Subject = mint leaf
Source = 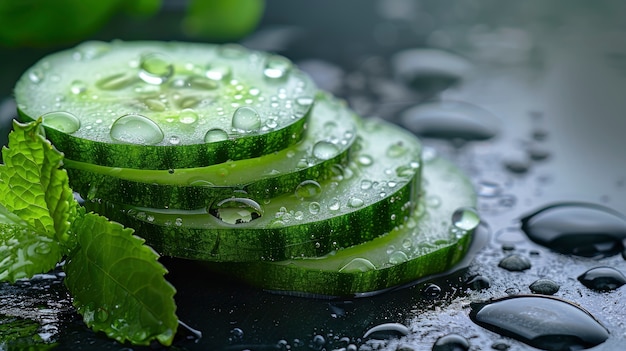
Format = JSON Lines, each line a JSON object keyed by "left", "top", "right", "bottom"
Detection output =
{"left": 64, "top": 213, "right": 177, "bottom": 346}
{"left": 0, "top": 120, "right": 77, "bottom": 247}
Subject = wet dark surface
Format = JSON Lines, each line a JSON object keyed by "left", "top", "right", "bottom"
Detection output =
{"left": 1, "top": 1, "right": 626, "bottom": 350}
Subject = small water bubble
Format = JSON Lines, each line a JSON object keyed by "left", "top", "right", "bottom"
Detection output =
{"left": 328, "top": 197, "right": 341, "bottom": 211}
{"left": 41, "top": 111, "right": 81, "bottom": 133}
{"left": 28, "top": 69, "right": 44, "bottom": 83}
{"left": 309, "top": 202, "right": 321, "bottom": 215}
{"left": 387, "top": 142, "right": 408, "bottom": 158}
{"left": 139, "top": 52, "right": 174, "bottom": 85}
{"left": 389, "top": 251, "right": 408, "bottom": 264}
{"left": 179, "top": 108, "right": 198, "bottom": 124}
{"left": 466, "top": 274, "right": 491, "bottom": 291}
{"left": 310, "top": 334, "right": 326, "bottom": 351}
{"left": 230, "top": 327, "right": 244, "bottom": 341}
{"left": 168, "top": 136, "right": 180, "bottom": 145}
{"left": 204, "top": 128, "right": 229, "bottom": 142}
{"left": 363, "top": 323, "right": 409, "bottom": 340}
{"left": 348, "top": 197, "right": 364, "bottom": 208}
{"left": 451, "top": 207, "right": 480, "bottom": 231}
{"left": 477, "top": 180, "right": 502, "bottom": 198}
{"left": 144, "top": 98, "right": 166, "bottom": 112}
{"left": 529, "top": 278, "right": 560, "bottom": 295}
{"left": 295, "top": 180, "right": 322, "bottom": 199}
{"left": 110, "top": 113, "right": 164, "bottom": 145}
{"left": 357, "top": 154, "right": 373, "bottom": 166}
{"left": 295, "top": 96, "right": 314, "bottom": 115}
{"left": 339, "top": 258, "right": 376, "bottom": 273}
{"left": 264, "top": 55, "right": 292, "bottom": 80}
{"left": 498, "top": 254, "right": 531, "bottom": 272}
{"left": 360, "top": 180, "right": 373, "bottom": 190}
{"left": 432, "top": 334, "right": 470, "bottom": 351}
{"left": 209, "top": 197, "right": 263, "bottom": 225}
{"left": 205, "top": 63, "right": 232, "bottom": 81}
{"left": 578, "top": 266, "right": 626, "bottom": 291}
{"left": 187, "top": 76, "right": 218, "bottom": 90}
{"left": 312, "top": 141, "right": 339, "bottom": 160}
{"left": 70, "top": 80, "right": 87, "bottom": 95}
{"left": 232, "top": 106, "right": 261, "bottom": 132}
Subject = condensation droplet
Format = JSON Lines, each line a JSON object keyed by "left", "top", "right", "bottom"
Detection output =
{"left": 110, "top": 113, "right": 164, "bottom": 145}
{"left": 209, "top": 197, "right": 264, "bottom": 225}
{"left": 309, "top": 202, "right": 321, "bottom": 215}
{"left": 451, "top": 207, "right": 480, "bottom": 231}
{"left": 70, "top": 80, "right": 87, "bottom": 95}
{"left": 264, "top": 55, "right": 292, "bottom": 80}
{"left": 204, "top": 128, "right": 229, "bottom": 143}
{"left": 232, "top": 106, "right": 261, "bottom": 132}
{"left": 139, "top": 52, "right": 174, "bottom": 85}
{"left": 205, "top": 63, "right": 232, "bottom": 81}
{"left": 348, "top": 197, "right": 364, "bottom": 208}
{"left": 339, "top": 258, "right": 376, "bottom": 273}
{"left": 312, "top": 141, "right": 339, "bottom": 160}
{"left": 41, "top": 111, "right": 81, "bottom": 133}
{"left": 179, "top": 108, "right": 198, "bottom": 124}
{"left": 357, "top": 155, "right": 374, "bottom": 166}
{"left": 295, "top": 180, "right": 322, "bottom": 199}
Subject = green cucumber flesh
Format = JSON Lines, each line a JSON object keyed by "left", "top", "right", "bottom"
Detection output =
{"left": 65, "top": 93, "right": 358, "bottom": 209}
{"left": 15, "top": 41, "right": 316, "bottom": 169}
{"left": 203, "top": 156, "right": 477, "bottom": 296}
{"left": 87, "top": 118, "right": 422, "bottom": 262}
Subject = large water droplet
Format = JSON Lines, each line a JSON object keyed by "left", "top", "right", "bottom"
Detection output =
{"left": 529, "top": 279, "right": 560, "bottom": 295}
{"left": 470, "top": 295, "right": 609, "bottom": 351}
{"left": 451, "top": 207, "right": 480, "bottom": 231}
{"left": 399, "top": 101, "right": 499, "bottom": 142}
{"left": 264, "top": 55, "right": 292, "bottom": 80}
{"left": 232, "top": 106, "right": 261, "bottom": 132}
{"left": 41, "top": 111, "right": 81, "bottom": 133}
{"left": 179, "top": 108, "right": 198, "bottom": 124}
{"left": 110, "top": 113, "right": 164, "bottom": 145}
{"left": 578, "top": 266, "right": 626, "bottom": 291}
{"left": 295, "top": 180, "right": 322, "bottom": 199}
{"left": 139, "top": 53, "right": 174, "bottom": 85}
{"left": 521, "top": 202, "right": 626, "bottom": 258}
{"left": 498, "top": 254, "right": 531, "bottom": 272}
{"left": 204, "top": 128, "right": 229, "bottom": 143}
{"left": 312, "top": 141, "right": 339, "bottom": 160}
{"left": 339, "top": 258, "right": 375, "bottom": 273}
{"left": 209, "top": 197, "right": 263, "bottom": 225}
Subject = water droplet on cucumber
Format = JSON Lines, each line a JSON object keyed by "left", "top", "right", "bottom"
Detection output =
{"left": 179, "top": 108, "right": 198, "bottom": 124}
{"left": 232, "top": 106, "right": 261, "bottom": 132}
{"left": 295, "top": 180, "right": 322, "bottom": 199}
{"left": 264, "top": 55, "right": 292, "bottom": 80}
{"left": 110, "top": 113, "right": 164, "bottom": 145}
{"left": 70, "top": 80, "right": 87, "bottom": 94}
{"left": 139, "top": 53, "right": 174, "bottom": 85}
{"left": 339, "top": 258, "right": 376, "bottom": 273}
{"left": 204, "top": 128, "right": 229, "bottom": 142}
{"left": 41, "top": 111, "right": 81, "bottom": 133}
{"left": 451, "top": 207, "right": 480, "bottom": 231}
{"left": 209, "top": 197, "right": 264, "bottom": 225}
{"left": 308, "top": 202, "right": 321, "bottom": 214}
{"left": 312, "top": 141, "right": 339, "bottom": 160}
{"left": 205, "top": 63, "right": 232, "bottom": 81}
{"left": 96, "top": 72, "right": 137, "bottom": 90}
{"left": 28, "top": 69, "right": 44, "bottom": 83}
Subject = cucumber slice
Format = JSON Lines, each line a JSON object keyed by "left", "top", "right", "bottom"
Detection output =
{"left": 64, "top": 93, "right": 358, "bottom": 209}
{"left": 87, "top": 118, "right": 423, "bottom": 262}
{"left": 203, "top": 156, "right": 477, "bottom": 296}
{"left": 14, "top": 41, "right": 316, "bottom": 169}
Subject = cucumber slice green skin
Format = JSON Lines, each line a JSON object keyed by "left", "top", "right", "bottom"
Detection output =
{"left": 18, "top": 109, "right": 308, "bottom": 170}
{"left": 14, "top": 41, "right": 316, "bottom": 170}
{"left": 201, "top": 156, "right": 476, "bottom": 296}
{"left": 64, "top": 94, "right": 358, "bottom": 209}
{"left": 87, "top": 119, "right": 423, "bottom": 262}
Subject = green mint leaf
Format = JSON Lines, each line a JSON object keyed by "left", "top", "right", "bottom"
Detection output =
{"left": 0, "top": 120, "right": 77, "bottom": 247}
{"left": 64, "top": 213, "right": 177, "bottom": 346}
{"left": 0, "top": 206, "right": 62, "bottom": 282}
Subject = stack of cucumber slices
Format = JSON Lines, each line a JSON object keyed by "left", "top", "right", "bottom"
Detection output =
{"left": 15, "top": 41, "right": 478, "bottom": 296}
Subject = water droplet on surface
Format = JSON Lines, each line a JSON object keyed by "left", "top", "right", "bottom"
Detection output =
{"left": 529, "top": 278, "right": 560, "bottom": 295}
{"left": 391, "top": 48, "right": 471, "bottom": 93}
{"left": 348, "top": 197, "right": 364, "bottom": 208}
{"left": 466, "top": 275, "right": 491, "bottom": 291}
{"left": 339, "top": 258, "right": 376, "bottom": 273}
{"left": 399, "top": 101, "right": 499, "bottom": 141}
{"left": 357, "top": 154, "right": 374, "bottom": 166}
{"left": 386, "top": 142, "right": 408, "bottom": 158}
{"left": 470, "top": 295, "right": 609, "bottom": 351}
{"left": 295, "top": 180, "right": 322, "bottom": 199}
{"left": 521, "top": 202, "right": 626, "bottom": 258}
{"left": 308, "top": 202, "right": 321, "bottom": 215}
{"left": 138, "top": 53, "right": 174, "bottom": 84}
{"left": 179, "top": 108, "right": 198, "bottom": 124}
{"left": 451, "top": 207, "right": 480, "bottom": 231}
{"left": 264, "top": 55, "right": 292, "bottom": 80}
{"left": 41, "top": 111, "right": 81, "bottom": 133}
{"left": 70, "top": 80, "right": 87, "bottom": 95}
{"left": 312, "top": 141, "right": 339, "bottom": 160}
{"left": 477, "top": 180, "right": 502, "bottom": 198}
{"left": 432, "top": 333, "right": 470, "bottom": 351}
{"left": 209, "top": 197, "right": 263, "bottom": 225}
{"left": 498, "top": 254, "right": 531, "bottom": 272}
{"left": 204, "top": 128, "right": 229, "bottom": 143}
{"left": 96, "top": 73, "right": 137, "bottom": 90}
{"left": 577, "top": 266, "right": 626, "bottom": 291}
{"left": 28, "top": 69, "right": 44, "bottom": 83}
{"left": 232, "top": 106, "right": 261, "bottom": 132}
{"left": 389, "top": 251, "right": 408, "bottom": 264}
{"left": 218, "top": 44, "right": 247, "bottom": 58}
{"left": 187, "top": 76, "right": 218, "bottom": 90}
{"left": 205, "top": 63, "right": 232, "bottom": 81}
{"left": 110, "top": 113, "right": 164, "bottom": 145}
{"left": 422, "top": 283, "right": 442, "bottom": 299}
{"left": 363, "top": 323, "right": 409, "bottom": 340}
